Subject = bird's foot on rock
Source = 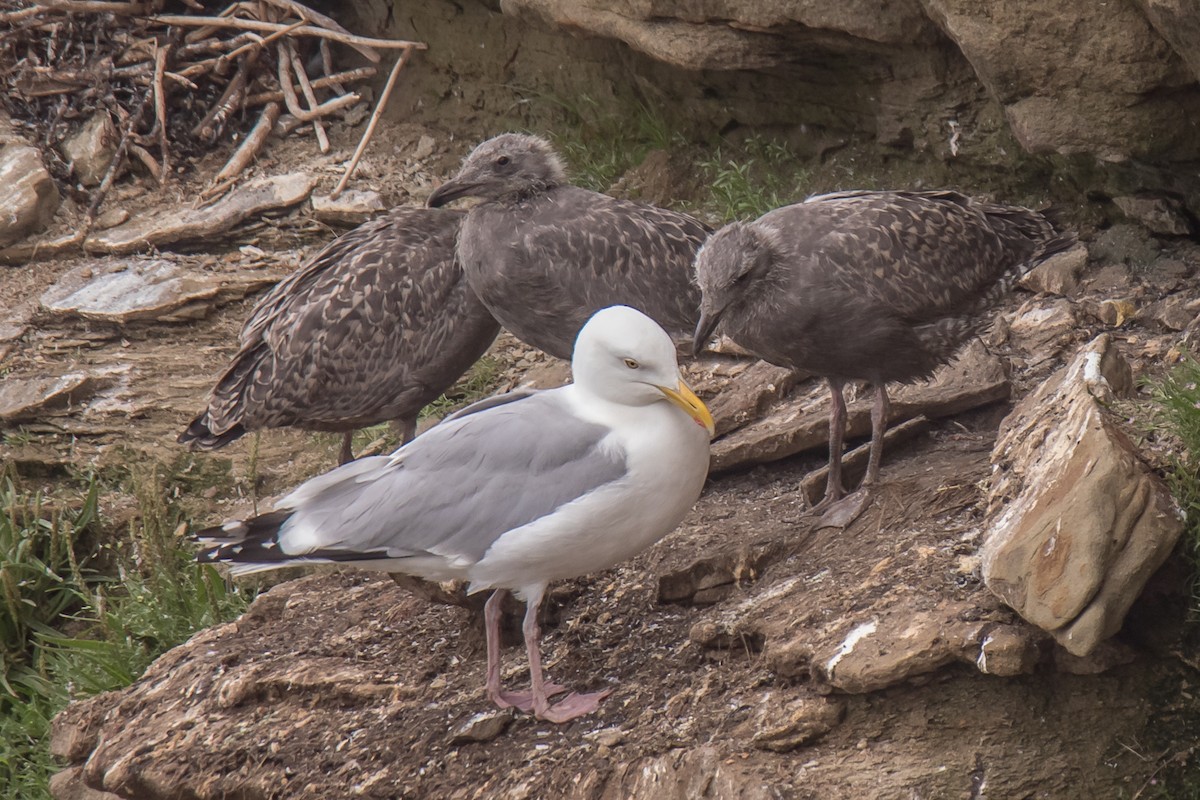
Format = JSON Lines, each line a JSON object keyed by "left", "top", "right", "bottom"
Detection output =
{"left": 492, "top": 682, "right": 569, "bottom": 712}
{"left": 814, "top": 488, "right": 872, "bottom": 530}
{"left": 535, "top": 688, "right": 614, "bottom": 723}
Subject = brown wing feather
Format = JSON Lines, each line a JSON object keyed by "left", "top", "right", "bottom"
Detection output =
{"left": 181, "top": 207, "right": 499, "bottom": 447}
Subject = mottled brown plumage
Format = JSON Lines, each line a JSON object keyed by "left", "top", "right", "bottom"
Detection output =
{"left": 694, "top": 190, "right": 1074, "bottom": 517}
{"left": 180, "top": 207, "right": 500, "bottom": 463}
{"left": 427, "top": 133, "right": 709, "bottom": 360}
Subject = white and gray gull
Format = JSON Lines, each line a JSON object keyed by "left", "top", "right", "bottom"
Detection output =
{"left": 179, "top": 207, "right": 500, "bottom": 465}
{"left": 694, "top": 190, "right": 1074, "bottom": 522}
{"left": 194, "top": 305, "right": 715, "bottom": 723}
{"left": 426, "top": 133, "right": 710, "bottom": 360}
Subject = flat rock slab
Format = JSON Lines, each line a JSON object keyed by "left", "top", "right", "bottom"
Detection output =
{"left": 311, "top": 190, "right": 385, "bottom": 225}
{"left": 981, "top": 334, "right": 1184, "bottom": 656}
{"left": 84, "top": 173, "right": 316, "bottom": 255}
{"left": 0, "top": 372, "right": 103, "bottom": 424}
{"left": 40, "top": 257, "right": 279, "bottom": 324}
{"left": 711, "top": 339, "right": 1009, "bottom": 473}
{"left": 0, "top": 143, "right": 60, "bottom": 247}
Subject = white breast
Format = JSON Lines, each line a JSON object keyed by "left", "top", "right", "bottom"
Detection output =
{"left": 467, "top": 390, "right": 710, "bottom": 600}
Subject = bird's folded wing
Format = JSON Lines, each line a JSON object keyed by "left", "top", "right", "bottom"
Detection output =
{"left": 274, "top": 391, "right": 628, "bottom": 564}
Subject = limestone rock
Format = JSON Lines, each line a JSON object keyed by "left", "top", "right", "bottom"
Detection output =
{"left": 1136, "top": 0, "right": 1200, "bottom": 83}
{"left": 812, "top": 608, "right": 980, "bottom": 693}
{"left": 0, "top": 373, "right": 104, "bottom": 424}
{"left": 0, "top": 143, "right": 60, "bottom": 246}
{"left": 748, "top": 693, "right": 845, "bottom": 752}
{"left": 982, "top": 335, "right": 1184, "bottom": 656}
{"left": 85, "top": 173, "right": 316, "bottom": 255}
{"left": 919, "top": 0, "right": 1200, "bottom": 161}
{"left": 1006, "top": 298, "right": 1078, "bottom": 366}
{"left": 593, "top": 745, "right": 780, "bottom": 800}
{"left": 704, "top": 360, "right": 800, "bottom": 438}
{"left": 1089, "top": 223, "right": 1161, "bottom": 269}
{"left": 1018, "top": 243, "right": 1087, "bottom": 296}
{"left": 1143, "top": 293, "right": 1200, "bottom": 331}
{"left": 504, "top": 0, "right": 935, "bottom": 71}
{"left": 1079, "top": 297, "right": 1138, "bottom": 328}
{"left": 657, "top": 540, "right": 780, "bottom": 605}
{"left": 975, "top": 624, "right": 1047, "bottom": 676}
{"left": 311, "top": 189, "right": 385, "bottom": 225}
{"left": 62, "top": 112, "right": 118, "bottom": 187}
{"left": 40, "top": 258, "right": 278, "bottom": 324}
{"left": 711, "top": 338, "right": 1009, "bottom": 473}
{"left": 48, "top": 767, "right": 123, "bottom": 800}
{"left": 449, "top": 710, "right": 514, "bottom": 744}
{"left": 1114, "top": 194, "right": 1193, "bottom": 236}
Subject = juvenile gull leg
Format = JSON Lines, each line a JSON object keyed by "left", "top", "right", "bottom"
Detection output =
{"left": 862, "top": 384, "right": 891, "bottom": 489}
{"left": 813, "top": 377, "right": 848, "bottom": 510}
{"left": 520, "top": 588, "right": 613, "bottom": 723}
{"left": 816, "top": 383, "right": 888, "bottom": 529}
{"left": 338, "top": 432, "right": 354, "bottom": 465}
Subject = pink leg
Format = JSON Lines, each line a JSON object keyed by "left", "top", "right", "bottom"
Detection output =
{"left": 521, "top": 593, "right": 613, "bottom": 723}
{"left": 483, "top": 590, "right": 565, "bottom": 712}
{"left": 820, "top": 378, "right": 848, "bottom": 506}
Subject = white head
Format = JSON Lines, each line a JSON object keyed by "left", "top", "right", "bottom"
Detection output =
{"left": 572, "top": 306, "right": 715, "bottom": 435}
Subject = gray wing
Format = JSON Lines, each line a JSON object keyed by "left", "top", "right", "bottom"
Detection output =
{"left": 274, "top": 390, "right": 627, "bottom": 563}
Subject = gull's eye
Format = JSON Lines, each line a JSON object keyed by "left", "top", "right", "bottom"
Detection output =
{"left": 623, "top": 358, "right": 640, "bottom": 370}
{"left": 496, "top": 155, "right": 511, "bottom": 167}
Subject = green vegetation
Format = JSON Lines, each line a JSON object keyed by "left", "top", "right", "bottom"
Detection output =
{"left": 515, "top": 88, "right": 680, "bottom": 192}
{"left": 695, "top": 137, "right": 809, "bottom": 222}
{"left": 0, "top": 467, "right": 250, "bottom": 800}
{"left": 1145, "top": 354, "right": 1200, "bottom": 583}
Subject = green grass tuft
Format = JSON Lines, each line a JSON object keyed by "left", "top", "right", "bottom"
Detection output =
{"left": 0, "top": 467, "right": 251, "bottom": 800}
{"left": 1145, "top": 354, "right": 1200, "bottom": 579}
{"left": 695, "top": 137, "right": 809, "bottom": 222}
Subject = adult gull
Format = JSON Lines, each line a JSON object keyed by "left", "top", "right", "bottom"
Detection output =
{"left": 426, "top": 133, "right": 710, "bottom": 359}
{"left": 180, "top": 207, "right": 500, "bottom": 464}
{"left": 194, "top": 305, "right": 715, "bottom": 723}
{"left": 694, "top": 190, "right": 1073, "bottom": 522}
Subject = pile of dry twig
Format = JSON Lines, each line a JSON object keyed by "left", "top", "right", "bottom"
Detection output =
{"left": 0, "top": 0, "right": 423, "bottom": 222}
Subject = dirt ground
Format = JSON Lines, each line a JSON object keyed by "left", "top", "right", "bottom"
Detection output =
{"left": 3, "top": 119, "right": 1195, "bottom": 798}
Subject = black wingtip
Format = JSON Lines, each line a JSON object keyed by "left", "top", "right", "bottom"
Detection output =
{"left": 178, "top": 415, "right": 247, "bottom": 450}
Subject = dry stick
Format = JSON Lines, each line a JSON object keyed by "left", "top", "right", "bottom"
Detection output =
{"left": 152, "top": 41, "right": 170, "bottom": 181}
{"left": 330, "top": 46, "right": 414, "bottom": 199}
{"left": 84, "top": 86, "right": 154, "bottom": 232}
{"left": 214, "top": 100, "right": 280, "bottom": 183}
{"left": 318, "top": 39, "right": 345, "bottom": 95}
{"left": 222, "top": 19, "right": 304, "bottom": 61}
{"left": 243, "top": 66, "right": 374, "bottom": 106}
{"left": 274, "top": 49, "right": 360, "bottom": 121}
{"left": 128, "top": 143, "right": 161, "bottom": 181}
{"left": 176, "top": 32, "right": 259, "bottom": 59}
{"left": 287, "top": 41, "right": 329, "bottom": 153}
{"left": 28, "top": 1, "right": 152, "bottom": 14}
{"left": 151, "top": 15, "right": 425, "bottom": 62}
{"left": 259, "top": 0, "right": 353, "bottom": 36}
{"left": 192, "top": 52, "right": 253, "bottom": 141}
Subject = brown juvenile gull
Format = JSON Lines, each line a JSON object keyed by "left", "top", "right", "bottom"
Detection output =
{"left": 179, "top": 207, "right": 500, "bottom": 465}
{"left": 693, "top": 189, "right": 1074, "bottom": 522}
{"left": 194, "top": 306, "right": 715, "bottom": 723}
{"left": 426, "top": 132, "right": 710, "bottom": 360}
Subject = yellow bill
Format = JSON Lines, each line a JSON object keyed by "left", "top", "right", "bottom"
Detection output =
{"left": 659, "top": 379, "right": 716, "bottom": 437}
